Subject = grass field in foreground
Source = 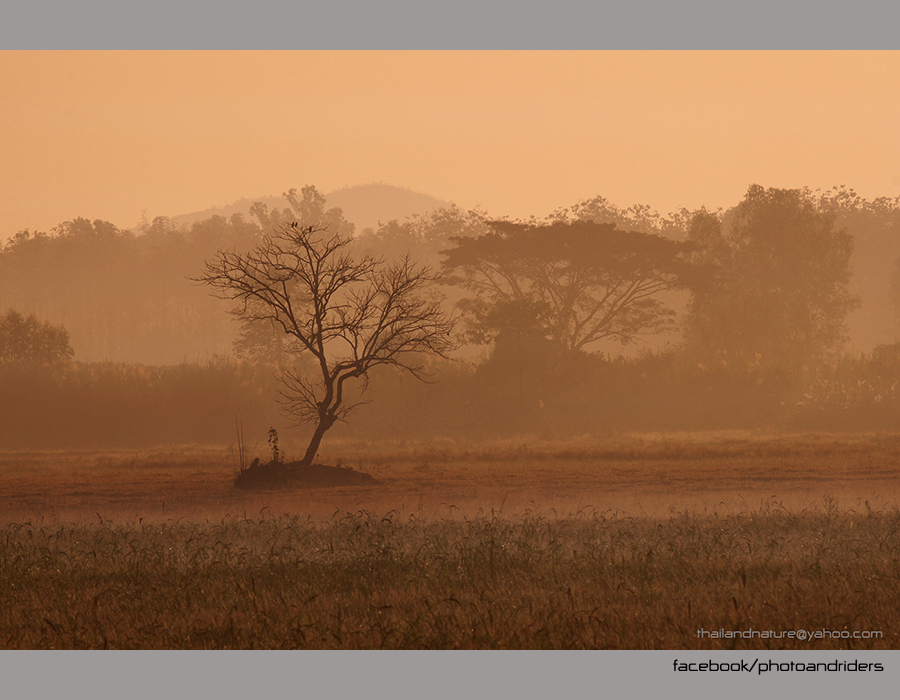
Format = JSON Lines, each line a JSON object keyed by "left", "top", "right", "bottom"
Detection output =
{"left": 1, "top": 431, "right": 899, "bottom": 649}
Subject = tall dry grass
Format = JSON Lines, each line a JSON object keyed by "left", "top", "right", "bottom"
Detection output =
{"left": 1, "top": 503, "right": 897, "bottom": 649}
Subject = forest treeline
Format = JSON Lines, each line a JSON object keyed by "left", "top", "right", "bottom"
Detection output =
{"left": 3, "top": 184, "right": 900, "bottom": 449}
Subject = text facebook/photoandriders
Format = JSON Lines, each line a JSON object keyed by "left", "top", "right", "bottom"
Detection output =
{"left": 673, "top": 659, "right": 884, "bottom": 673}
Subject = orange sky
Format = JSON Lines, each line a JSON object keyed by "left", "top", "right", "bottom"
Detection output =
{"left": 2, "top": 50, "right": 899, "bottom": 237}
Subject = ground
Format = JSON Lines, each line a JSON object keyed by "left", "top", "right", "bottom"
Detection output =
{"left": 3, "top": 431, "right": 897, "bottom": 523}
{"left": 1, "top": 431, "right": 898, "bottom": 649}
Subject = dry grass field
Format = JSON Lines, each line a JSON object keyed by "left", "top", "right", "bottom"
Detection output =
{"left": 2, "top": 431, "right": 899, "bottom": 649}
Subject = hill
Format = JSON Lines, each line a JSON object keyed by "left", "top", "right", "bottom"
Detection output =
{"left": 170, "top": 183, "right": 453, "bottom": 233}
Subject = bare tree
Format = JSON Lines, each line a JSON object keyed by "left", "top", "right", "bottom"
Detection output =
{"left": 196, "top": 222, "right": 456, "bottom": 465}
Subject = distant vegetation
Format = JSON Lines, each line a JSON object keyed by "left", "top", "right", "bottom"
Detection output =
{"left": 0, "top": 309, "right": 73, "bottom": 364}
{"left": 170, "top": 182, "right": 451, "bottom": 236}
{"left": 2, "top": 183, "right": 900, "bottom": 449}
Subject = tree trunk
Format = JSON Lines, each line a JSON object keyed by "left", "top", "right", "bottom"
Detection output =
{"left": 301, "top": 416, "right": 334, "bottom": 465}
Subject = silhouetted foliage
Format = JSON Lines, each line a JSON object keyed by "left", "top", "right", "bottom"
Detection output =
{"left": 0, "top": 216, "right": 255, "bottom": 364}
{"left": 232, "top": 316, "right": 294, "bottom": 364}
{"left": 7, "top": 182, "right": 900, "bottom": 449}
{"left": 442, "top": 219, "right": 699, "bottom": 353}
{"left": 812, "top": 186, "right": 900, "bottom": 348}
{"left": 355, "top": 206, "right": 490, "bottom": 271}
{"left": 684, "top": 185, "right": 859, "bottom": 383}
{"left": 197, "top": 221, "right": 457, "bottom": 464}
{"left": 0, "top": 358, "right": 281, "bottom": 449}
{"left": 0, "top": 309, "right": 73, "bottom": 364}
{"left": 553, "top": 194, "right": 696, "bottom": 240}
{"left": 249, "top": 185, "right": 354, "bottom": 240}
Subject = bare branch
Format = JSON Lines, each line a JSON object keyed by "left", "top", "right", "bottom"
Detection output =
{"left": 195, "top": 222, "right": 457, "bottom": 464}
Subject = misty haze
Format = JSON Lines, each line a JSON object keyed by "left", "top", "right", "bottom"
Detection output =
{"left": 2, "top": 51, "right": 900, "bottom": 652}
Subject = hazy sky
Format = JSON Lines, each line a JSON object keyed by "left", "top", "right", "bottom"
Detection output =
{"left": 2, "top": 50, "right": 899, "bottom": 238}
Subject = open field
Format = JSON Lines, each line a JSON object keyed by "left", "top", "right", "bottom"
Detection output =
{"left": 2, "top": 431, "right": 900, "bottom": 649}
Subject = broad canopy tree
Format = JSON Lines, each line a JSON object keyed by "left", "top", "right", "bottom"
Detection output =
{"left": 197, "top": 222, "right": 456, "bottom": 465}
{"left": 441, "top": 219, "right": 698, "bottom": 355}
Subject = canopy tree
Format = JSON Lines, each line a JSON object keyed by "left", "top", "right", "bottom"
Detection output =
{"left": 684, "top": 185, "right": 859, "bottom": 381}
{"left": 197, "top": 222, "right": 456, "bottom": 464}
{"left": 441, "top": 219, "right": 698, "bottom": 354}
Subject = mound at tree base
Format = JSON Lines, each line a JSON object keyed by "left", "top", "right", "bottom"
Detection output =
{"left": 234, "top": 461, "right": 379, "bottom": 490}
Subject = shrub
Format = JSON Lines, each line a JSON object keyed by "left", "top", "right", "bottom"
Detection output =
{"left": 0, "top": 309, "right": 74, "bottom": 364}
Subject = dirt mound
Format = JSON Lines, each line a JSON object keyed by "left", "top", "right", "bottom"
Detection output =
{"left": 234, "top": 461, "right": 379, "bottom": 491}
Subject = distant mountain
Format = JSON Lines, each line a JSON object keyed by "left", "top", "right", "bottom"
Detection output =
{"left": 169, "top": 183, "right": 454, "bottom": 234}
{"left": 326, "top": 183, "right": 455, "bottom": 232}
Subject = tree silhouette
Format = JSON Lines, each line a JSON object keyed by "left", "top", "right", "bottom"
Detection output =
{"left": 684, "top": 185, "right": 859, "bottom": 381}
{"left": 442, "top": 219, "right": 698, "bottom": 353}
{"left": 197, "top": 222, "right": 456, "bottom": 464}
{"left": 0, "top": 310, "right": 74, "bottom": 364}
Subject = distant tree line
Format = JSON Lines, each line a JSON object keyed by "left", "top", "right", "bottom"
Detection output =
{"left": 4, "top": 183, "right": 900, "bottom": 449}
{"left": 0, "top": 186, "right": 355, "bottom": 365}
